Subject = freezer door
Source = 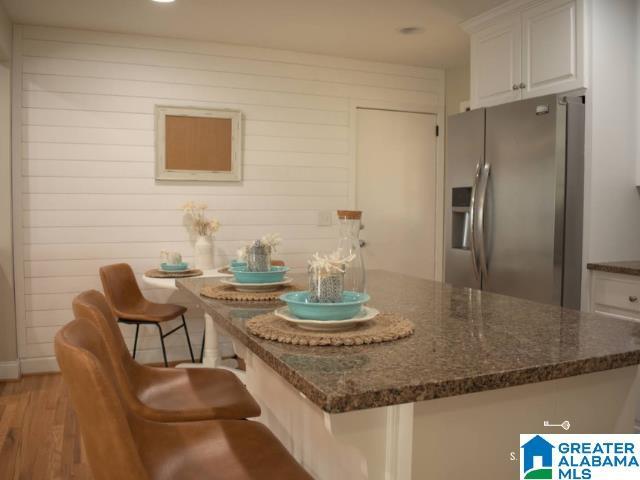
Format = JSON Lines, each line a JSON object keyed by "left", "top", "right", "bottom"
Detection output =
{"left": 481, "top": 95, "right": 565, "bottom": 305}
{"left": 444, "top": 108, "right": 485, "bottom": 290}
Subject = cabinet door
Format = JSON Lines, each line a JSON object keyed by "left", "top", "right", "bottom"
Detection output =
{"left": 470, "top": 16, "right": 522, "bottom": 109}
{"left": 521, "top": 0, "right": 584, "bottom": 98}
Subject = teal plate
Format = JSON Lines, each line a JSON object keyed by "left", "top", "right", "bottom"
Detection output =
{"left": 278, "top": 291, "right": 370, "bottom": 320}
{"left": 160, "top": 262, "right": 189, "bottom": 272}
{"left": 230, "top": 259, "right": 247, "bottom": 268}
{"left": 230, "top": 265, "right": 289, "bottom": 284}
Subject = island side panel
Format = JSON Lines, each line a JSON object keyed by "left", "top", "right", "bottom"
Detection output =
{"left": 237, "top": 341, "right": 415, "bottom": 480}
{"left": 412, "top": 366, "right": 639, "bottom": 478}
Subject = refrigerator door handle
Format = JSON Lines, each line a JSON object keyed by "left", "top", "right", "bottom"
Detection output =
{"left": 469, "top": 161, "right": 482, "bottom": 280}
{"left": 477, "top": 163, "right": 491, "bottom": 278}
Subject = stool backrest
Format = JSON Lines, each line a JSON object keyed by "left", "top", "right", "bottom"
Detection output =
{"left": 54, "top": 319, "right": 149, "bottom": 480}
{"left": 73, "top": 290, "right": 132, "bottom": 365}
{"left": 72, "top": 290, "right": 140, "bottom": 401}
{"left": 99, "top": 263, "right": 145, "bottom": 317}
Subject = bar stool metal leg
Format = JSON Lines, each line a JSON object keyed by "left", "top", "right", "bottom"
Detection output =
{"left": 199, "top": 332, "right": 205, "bottom": 363}
{"left": 132, "top": 323, "right": 140, "bottom": 359}
{"left": 181, "top": 315, "right": 195, "bottom": 363}
{"left": 155, "top": 324, "right": 169, "bottom": 367}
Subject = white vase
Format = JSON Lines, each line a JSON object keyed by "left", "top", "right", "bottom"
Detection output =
{"left": 194, "top": 235, "right": 214, "bottom": 270}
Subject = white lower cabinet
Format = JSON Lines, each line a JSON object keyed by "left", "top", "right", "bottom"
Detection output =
{"left": 590, "top": 271, "right": 640, "bottom": 321}
{"left": 590, "top": 270, "right": 640, "bottom": 432}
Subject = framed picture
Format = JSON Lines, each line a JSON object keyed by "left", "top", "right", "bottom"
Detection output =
{"left": 155, "top": 106, "right": 242, "bottom": 182}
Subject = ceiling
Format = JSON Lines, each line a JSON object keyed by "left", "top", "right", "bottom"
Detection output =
{"left": 2, "top": 0, "right": 509, "bottom": 68}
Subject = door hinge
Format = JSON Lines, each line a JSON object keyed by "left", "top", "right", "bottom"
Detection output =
{"left": 435, "top": 125, "right": 440, "bottom": 137}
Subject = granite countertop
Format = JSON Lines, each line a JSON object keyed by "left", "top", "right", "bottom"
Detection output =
{"left": 587, "top": 261, "right": 640, "bottom": 277}
{"left": 177, "top": 271, "right": 640, "bottom": 414}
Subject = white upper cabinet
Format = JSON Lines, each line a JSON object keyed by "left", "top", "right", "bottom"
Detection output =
{"left": 522, "top": 0, "right": 583, "bottom": 97}
{"left": 470, "top": 16, "right": 522, "bottom": 107}
{"left": 463, "top": 0, "right": 586, "bottom": 109}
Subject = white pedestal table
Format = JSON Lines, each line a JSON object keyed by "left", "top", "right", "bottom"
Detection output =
{"left": 141, "top": 268, "right": 246, "bottom": 381}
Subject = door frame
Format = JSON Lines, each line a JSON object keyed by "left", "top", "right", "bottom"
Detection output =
{"left": 349, "top": 98, "right": 445, "bottom": 281}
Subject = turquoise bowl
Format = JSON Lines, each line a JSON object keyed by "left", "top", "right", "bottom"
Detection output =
{"left": 230, "top": 259, "right": 247, "bottom": 268}
{"left": 230, "top": 265, "right": 289, "bottom": 284}
{"left": 160, "top": 262, "right": 189, "bottom": 272}
{"left": 279, "top": 291, "right": 370, "bottom": 320}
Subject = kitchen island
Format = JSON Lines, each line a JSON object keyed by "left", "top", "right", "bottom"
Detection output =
{"left": 177, "top": 271, "right": 640, "bottom": 479}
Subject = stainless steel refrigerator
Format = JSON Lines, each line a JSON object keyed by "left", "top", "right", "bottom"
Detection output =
{"left": 444, "top": 94, "right": 584, "bottom": 309}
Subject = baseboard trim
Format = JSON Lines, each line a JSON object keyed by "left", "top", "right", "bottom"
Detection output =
{"left": 17, "top": 344, "right": 209, "bottom": 375}
{"left": 0, "top": 360, "right": 21, "bottom": 380}
{"left": 20, "top": 357, "right": 59, "bottom": 374}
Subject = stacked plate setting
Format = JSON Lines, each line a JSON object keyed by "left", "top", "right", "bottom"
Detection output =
{"left": 277, "top": 291, "right": 378, "bottom": 331}
{"left": 160, "top": 262, "right": 190, "bottom": 272}
{"left": 222, "top": 265, "right": 292, "bottom": 292}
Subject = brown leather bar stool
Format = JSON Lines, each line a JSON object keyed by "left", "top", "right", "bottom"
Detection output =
{"left": 99, "top": 263, "right": 194, "bottom": 367}
{"left": 55, "top": 319, "right": 312, "bottom": 480}
{"left": 72, "top": 290, "right": 260, "bottom": 421}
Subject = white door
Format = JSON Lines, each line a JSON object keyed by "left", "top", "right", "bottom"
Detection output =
{"left": 356, "top": 108, "right": 437, "bottom": 280}
{"left": 470, "top": 17, "right": 522, "bottom": 108}
{"left": 521, "top": 0, "right": 581, "bottom": 98}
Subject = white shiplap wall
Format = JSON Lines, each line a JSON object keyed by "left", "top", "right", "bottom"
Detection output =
{"left": 12, "top": 25, "right": 444, "bottom": 372}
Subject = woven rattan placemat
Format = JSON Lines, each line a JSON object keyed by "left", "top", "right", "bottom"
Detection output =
{"left": 200, "top": 283, "right": 301, "bottom": 301}
{"left": 246, "top": 313, "right": 414, "bottom": 346}
{"left": 145, "top": 268, "right": 203, "bottom": 279}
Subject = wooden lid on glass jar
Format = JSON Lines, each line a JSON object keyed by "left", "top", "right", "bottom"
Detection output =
{"left": 337, "top": 210, "right": 362, "bottom": 220}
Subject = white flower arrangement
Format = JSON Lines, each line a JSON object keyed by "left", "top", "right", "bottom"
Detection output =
{"left": 260, "top": 233, "right": 282, "bottom": 252}
{"left": 182, "top": 201, "right": 220, "bottom": 237}
{"left": 308, "top": 250, "right": 356, "bottom": 274}
{"left": 236, "top": 246, "right": 249, "bottom": 260}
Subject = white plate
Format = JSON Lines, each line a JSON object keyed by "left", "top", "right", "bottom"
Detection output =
{"left": 220, "top": 277, "right": 293, "bottom": 292}
{"left": 274, "top": 306, "right": 379, "bottom": 331}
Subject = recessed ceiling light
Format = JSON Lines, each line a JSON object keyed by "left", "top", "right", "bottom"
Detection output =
{"left": 397, "top": 26, "right": 424, "bottom": 35}
{"left": 152, "top": 0, "right": 176, "bottom": 3}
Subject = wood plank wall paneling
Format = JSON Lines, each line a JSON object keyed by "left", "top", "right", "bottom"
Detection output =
{"left": 13, "top": 25, "right": 444, "bottom": 371}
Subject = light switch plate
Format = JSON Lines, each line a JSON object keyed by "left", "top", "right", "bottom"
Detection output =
{"left": 317, "top": 211, "right": 333, "bottom": 226}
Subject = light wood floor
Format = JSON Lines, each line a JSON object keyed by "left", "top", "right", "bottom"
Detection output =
{"left": 0, "top": 374, "right": 91, "bottom": 479}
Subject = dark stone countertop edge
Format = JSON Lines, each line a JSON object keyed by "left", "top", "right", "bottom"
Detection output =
{"left": 178, "top": 282, "right": 640, "bottom": 413}
{"left": 587, "top": 262, "right": 640, "bottom": 277}
{"left": 320, "top": 352, "right": 640, "bottom": 413}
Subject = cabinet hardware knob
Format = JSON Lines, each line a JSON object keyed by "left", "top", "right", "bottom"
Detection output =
{"left": 519, "top": 82, "right": 526, "bottom": 89}
{"left": 512, "top": 84, "right": 519, "bottom": 90}
{"left": 359, "top": 240, "right": 367, "bottom": 248}
{"left": 629, "top": 296, "right": 638, "bottom": 303}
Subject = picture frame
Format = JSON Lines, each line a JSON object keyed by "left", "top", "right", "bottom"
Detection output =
{"left": 155, "top": 106, "right": 243, "bottom": 182}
